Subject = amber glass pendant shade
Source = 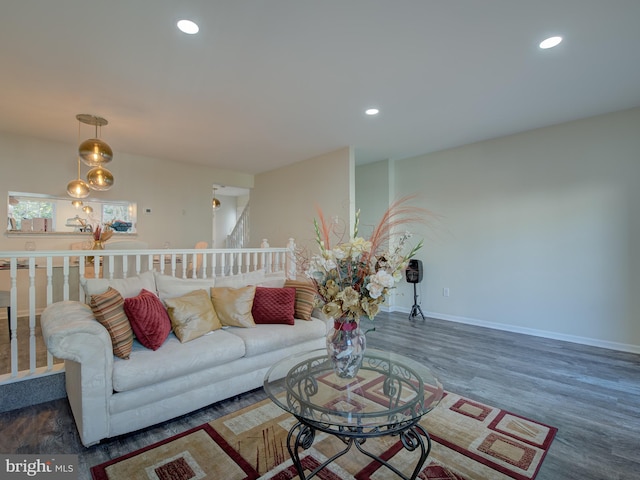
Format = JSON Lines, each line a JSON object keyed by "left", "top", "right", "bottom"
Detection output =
{"left": 87, "top": 166, "right": 114, "bottom": 191}
{"left": 67, "top": 178, "right": 91, "bottom": 198}
{"left": 67, "top": 156, "right": 91, "bottom": 198}
{"left": 79, "top": 138, "right": 113, "bottom": 166}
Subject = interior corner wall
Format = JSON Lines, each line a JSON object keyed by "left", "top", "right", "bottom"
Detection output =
{"left": 250, "top": 147, "right": 354, "bottom": 257}
{"left": 0, "top": 131, "right": 253, "bottom": 251}
{"left": 355, "top": 159, "right": 393, "bottom": 238}
{"left": 390, "top": 107, "right": 640, "bottom": 352}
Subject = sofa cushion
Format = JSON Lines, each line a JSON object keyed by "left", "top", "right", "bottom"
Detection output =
{"left": 252, "top": 287, "right": 295, "bottom": 325}
{"left": 123, "top": 289, "right": 172, "bottom": 350}
{"left": 164, "top": 289, "right": 222, "bottom": 342}
{"left": 88, "top": 287, "right": 134, "bottom": 359}
{"left": 112, "top": 330, "right": 246, "bottom": 392}
{"left": 226, "top": 318, "right": 326, "bottom": 357}
{"left": 82, "top": 270, "right": 156, "bottom": 299}
{"left": 243, "top": 269, "right": 266, "bottom": 285}
{"left": 154, "top": 272, "right": 216, "bottom": 302}
{"left": 259, "top": 272, "right": 287, "bottom": 288}
{"left": 210, "top": 286, "right": 256, "bottom": 328}
{"left": 214, "top": 274, "right": 247, "bottom": 288}
{"left": 284, "top": 279, "right": 316, "bottom": 320}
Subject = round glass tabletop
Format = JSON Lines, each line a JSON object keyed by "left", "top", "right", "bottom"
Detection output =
{"left": 264, "top": 348, "right": 443, "bottom": 433}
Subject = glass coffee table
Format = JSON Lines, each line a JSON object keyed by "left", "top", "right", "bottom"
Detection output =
{"left": 263, "top": 348, "right": 443, "bottom": 480}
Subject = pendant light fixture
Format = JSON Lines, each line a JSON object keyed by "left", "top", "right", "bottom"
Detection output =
{"left": 77, "top": 114, "right": 113, "bottom": 166}
{"left": 87, "top": 166, "right": 115, "bottom": 190}
{"left": 69, "top": 114, "right": 115, "bottom": 196}
{"left": 71, "top": 200, "right": 83, "bottom": 208}
{"left": 212, "top": 187, "right": 221, "bottom": 210}
{"left": 66, "top": 156, "right": 91, "bottom": 198}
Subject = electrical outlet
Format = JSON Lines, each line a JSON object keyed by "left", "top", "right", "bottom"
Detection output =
{"left": 443, "top": 287, "right": 450, "bottom": 297}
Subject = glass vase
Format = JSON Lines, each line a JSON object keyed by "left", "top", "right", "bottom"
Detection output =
{"left": 326, "top": 319, "right": 366, "bottom": 379}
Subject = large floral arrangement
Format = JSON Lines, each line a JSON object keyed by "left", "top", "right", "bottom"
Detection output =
{"left": 306, "top": 196, "right": 427, "bottom": 324}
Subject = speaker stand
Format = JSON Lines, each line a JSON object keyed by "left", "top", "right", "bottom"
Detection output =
{"left": 409, "top": 283, "right": 425, "bottom": 321}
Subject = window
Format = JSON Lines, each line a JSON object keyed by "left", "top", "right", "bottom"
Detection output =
{"left": 102, "top": 203, "right": 132, "bottom": 225}
{"left": 8, "top": 195, "right": 55, "bottom": 231}
{"left": 7, "top": 192, "right": 136, "bottom": 235}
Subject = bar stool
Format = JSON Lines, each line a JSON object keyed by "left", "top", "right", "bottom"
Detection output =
{"left": 0, "top": 291, "right": 10, "bottom": 333}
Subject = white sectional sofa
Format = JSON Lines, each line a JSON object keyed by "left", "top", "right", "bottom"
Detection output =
{"left": 41, "top": 269, "right": 329, "bottom": 447}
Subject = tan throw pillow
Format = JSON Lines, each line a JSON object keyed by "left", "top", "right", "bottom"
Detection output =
{"left": 164, "top": 289, "right": 221, "bottom": 343}
{"left": 284, "top": 279, "right": 316, "bottom": 320}
{"left": 210, "top": 286, "right": 257, "bottom": 328}
{"left": 89, "top": 287, "right": 134, "bottom": 359}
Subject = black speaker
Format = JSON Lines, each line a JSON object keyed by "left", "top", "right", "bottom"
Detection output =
{"left": 405, "top": 259, "right": 423, "bottom": 284}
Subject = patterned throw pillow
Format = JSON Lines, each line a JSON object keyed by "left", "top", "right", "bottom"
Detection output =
{"left": 123, "top": 289, "right": 172, "bottom": 350}
{"left": 251, "top": 287, "right": 296, "bottom": 325}
{"left": 283, "top": 279, "right": 316, "bottom": 320}
{"left": 89, "top": 287, "right": 134, "bottom": 359}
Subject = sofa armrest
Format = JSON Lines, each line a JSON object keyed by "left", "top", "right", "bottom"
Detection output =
{"left": 41, "top": 301, "right": 113, "bottom": 368}
{"left": 312, "top": 307, "right": 334, "bottom": 333}
{"left": 41, "top": 301, "right": 114, "bottom": 446}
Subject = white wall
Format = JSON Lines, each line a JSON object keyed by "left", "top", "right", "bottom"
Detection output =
{"left": 251, "top": 147, "right": 355, "bottom": 259}
{"left": 354, "top": 158, "right": 393, "bottom": 238}
{"left": 380, "top": 107, "right": 640, "bottom": 352}
{"left": 0, "top": 131, "right": 253, "bottom": 251}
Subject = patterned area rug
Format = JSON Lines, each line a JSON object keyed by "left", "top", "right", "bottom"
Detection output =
{"left": 91, "top": 390, "right": 556, "bottom": 480}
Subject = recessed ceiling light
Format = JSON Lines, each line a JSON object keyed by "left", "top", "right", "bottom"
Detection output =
{"left": 177, "top": 19, "right": 199, "bottom": 35}
{"left": 365, "top": 108, "right": 379, "bottom": 115}
{"left": 539, "top": 36, "right": 562, "bottom": 49}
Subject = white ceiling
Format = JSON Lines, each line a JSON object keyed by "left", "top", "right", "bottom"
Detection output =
{"left": 1, "top": 1, "right": 639, "bottom": 175}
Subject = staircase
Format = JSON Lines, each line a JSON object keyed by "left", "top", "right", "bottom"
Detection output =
{"left": 226, "top": 202, "right": 249, "bottom": 248}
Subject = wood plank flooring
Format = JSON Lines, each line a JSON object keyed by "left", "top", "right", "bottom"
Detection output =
{"left": 0, "top": 312, "right": 638, "bottom": 480}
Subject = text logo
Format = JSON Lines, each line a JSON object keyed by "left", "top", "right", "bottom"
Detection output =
{"left": 1, "top": 455, "right": 77, "bottom": 479}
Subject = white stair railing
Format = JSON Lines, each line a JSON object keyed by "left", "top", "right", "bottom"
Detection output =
{"left": 226, "top": 202, "right": 250, "bottom": 248}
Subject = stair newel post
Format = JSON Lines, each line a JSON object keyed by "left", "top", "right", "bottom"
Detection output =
{"left": 286, "top": 237, "right": 296, "bottom": 280}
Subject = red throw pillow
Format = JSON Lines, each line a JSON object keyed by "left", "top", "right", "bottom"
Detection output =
{"left": 123, "top": 289, "right": 172, "bottom": 350}
{"left": 251, "top": 287, "right": 296, "bottom": 325}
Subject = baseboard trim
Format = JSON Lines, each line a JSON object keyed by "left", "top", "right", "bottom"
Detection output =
{"left": 0, "top": 371, "right": 66, "bottom": 413}
{"left": 390, "top": 306, "right": 640, "bottom": 355}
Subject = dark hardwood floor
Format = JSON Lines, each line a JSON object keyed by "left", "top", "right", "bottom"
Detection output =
{"left": 0, "top": 312, "right": 638, "bottom": 480}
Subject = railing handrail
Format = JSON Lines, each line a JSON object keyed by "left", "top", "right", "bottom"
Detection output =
{"left": 227, "top": 201, "right": 250, "bottom": 248}
{"left": 0, "top": 246, "right": 288, "bottom": 258}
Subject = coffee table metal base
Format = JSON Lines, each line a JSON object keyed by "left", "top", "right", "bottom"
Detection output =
{"left": 286, "top": 418, "right": 432, "bottom": 480}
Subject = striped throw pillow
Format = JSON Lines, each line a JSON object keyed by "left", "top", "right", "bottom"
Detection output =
{"left": 89, "top": 287, "right": 134, "bottom": 359}
{"left": 283, "top": 279, "right": 316, "bottom": 320}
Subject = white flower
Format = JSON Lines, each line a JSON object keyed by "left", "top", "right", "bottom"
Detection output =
{"left": 367, "top": 282, "right": 384, "bottom": 299}
{"left": 372, "top": 270, "right": 396, "bottom": 288}
{"left": 332, "top": 248, "right": 346, "bottom": 260}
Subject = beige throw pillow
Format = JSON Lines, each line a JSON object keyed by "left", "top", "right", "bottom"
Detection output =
{"left": 210, "top": 286, "right": 257, "bottom": 328}
{"left": 164, "top": 289, "right": 221, "bottom": 343}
